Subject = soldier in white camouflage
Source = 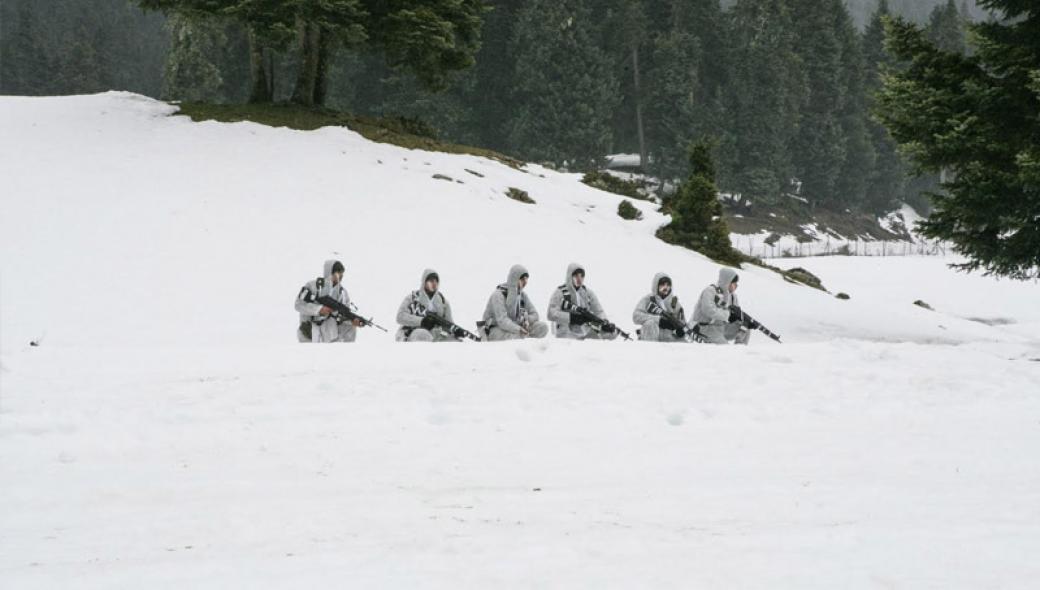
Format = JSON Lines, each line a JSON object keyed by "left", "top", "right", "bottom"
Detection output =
{"left": 481, "top": 264, "right": 549, "bottom": 341}
{"left": 632, "top": 272, "right": 690, "bottom": 342}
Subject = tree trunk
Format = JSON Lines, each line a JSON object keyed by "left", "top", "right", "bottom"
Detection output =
{"left": 632, "top": 45, "right": 647, "bottom": 172}
{"left": 292, "top": 21, "right": 322, "bottom": 106}
{"left": 247, "top": 28, "right": 271, "bottom": 103}
{"left": 313, "top": 29, "right": 331, "bottom": 106}
{"left": 266, "top": 49, "right": 275, "bottom": 99}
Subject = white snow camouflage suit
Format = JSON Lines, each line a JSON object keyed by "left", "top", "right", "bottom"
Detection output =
{"left": 693, "top": 267, "right": 750, "bottom": 345}
{"left": 632, "top": 272, "right": 689, "bottom": 342}
{"left": 295, "top": 259, "right": 357, "bottom": 343}
{"left": 395, "top": 268, "right": 458, "bottom": 342}
{"left": 546, "top": 262, "right": 617, "bottom": 340}
{"left": 481, "top": 264, "right": 549, "bottom": 341}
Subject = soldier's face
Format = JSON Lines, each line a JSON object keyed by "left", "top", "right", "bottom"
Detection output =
{"left": 425, "top": 278, "right": 439, "bottom": 292}
{"left": 729, "top": 281, "right": 738, "bottom": 293}
{"left": 332, "top": 271, "right": 343, "bottom": 286}
{"left": 572, "top": 271, "right": 584, "bottom": 287}
{"left": 518, "top": 275, "right": 528, "bottom": 289}
{"left": 658, "top": 282, "right": 671, "bottom": 297}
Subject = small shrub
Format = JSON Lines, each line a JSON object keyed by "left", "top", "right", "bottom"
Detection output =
{"left": 432, "top": 174, "right": 454, "bottom": 182}
{"left": 780, "top": 267, "right": 826, "bottom": 291}
{"left": 617, "top": 199, "right": 643, "bottom": 220}
{"left": 914, "top": 299, "right": 934, "bottom": 310}
{"left": 506, "top": 187, "right": 535, "bottom": 204}
{"left": 836, "top": 292, "right": 850, "bottom": 300}
{"left": 582, "top": 171, "right": 651, "bottom": 201}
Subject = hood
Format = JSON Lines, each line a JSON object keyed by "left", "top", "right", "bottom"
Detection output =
{"left": 506, "top": 264, "right": 529, "bottom": 292}
{"left": 717, "top": 267, "right": 739, "bottom": 289}
{"left": 323, "top": 259, "right": 340, "bottom": 282}
{"left": 565, "top": 262, "right": 585, "bottom": 289}
{"left": 320, "top": 258, "right": 345, "bottom": 289}
{"left": 420, "top": 268, "right": 439, "bottom": 292}
{"left": 651, "top": 272, "right": 672, "bottom": 295}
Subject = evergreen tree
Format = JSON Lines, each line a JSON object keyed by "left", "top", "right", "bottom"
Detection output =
{"left": 720, "top": 0, "right": 806, "bottom": 208}
{"left": 506, "top": 0, "right": 619, "bottom": 170}
{"left": 138, "top": 0, "right": 486, "bottom": 106}
{"left": 789, "top": 0, "right": 848, "bottom": 208}
{"left": 0, "top": 2, "right": 52, "bottom": 94}
{"left": 927, "top": 0, "right": 966, "bottom": 54}
{"left": 877, "top": 1, "right": 1040, "bottom": 278}
{"left": 645, "top": 29, "right": 702, "bottom": 182}
{"left": 833, "top": 0, "right": 874, "bottom": 209}
{"left": 862, "top": 0, "right": 906, "bottom": 213}
{"left": 162, "top": 13, "right": 225, "bottom": 102}
{"left": 642, "top": 0, "right": 727, "bottom": 184}
{"left": 657, "top": 142, "right": 740, "bottom": 264}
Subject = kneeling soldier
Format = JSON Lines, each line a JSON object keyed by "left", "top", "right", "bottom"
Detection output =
{"left": 295, "top": 259, "right": 362, "bottom": 343}
{"left": 632, "top": 272, "right": 690, "bottom": 342}
{"left": 547, "top": 263, "right": 619, "bottom": 340}
{"left": 396, "top": 269, "right": 467, "bottom": 342}
{"left": 481, "top": 264, "right": 549, "bottom": 341}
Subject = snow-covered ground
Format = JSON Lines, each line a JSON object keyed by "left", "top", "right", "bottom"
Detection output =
{"left": 2, "top": 93, "right": 1039, "bottom": 588}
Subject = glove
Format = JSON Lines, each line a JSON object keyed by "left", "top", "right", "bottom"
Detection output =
{"left": 674, "top": 326, "right": 687, "bottom": 339}
{"left": 569, "top": 312, "right": 586, "bottom": 327}
{"left": 452, "top": 326, "right": 467, "bottom": 339}
{"left": 420, "top": 315, "right": 438, "bottom": 330}
{"left": 659, "top": 315, "right": 677, "bottom": 331}
{"left": 728, "top": 305, "right": 743, "bottom": 323}
{"left": 603, "top": 322, "right": 617, "bottom": 334}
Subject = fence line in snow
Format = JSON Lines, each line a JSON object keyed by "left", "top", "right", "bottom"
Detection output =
{"left": 735, "top": 237, "right": 949, "bottom": 259}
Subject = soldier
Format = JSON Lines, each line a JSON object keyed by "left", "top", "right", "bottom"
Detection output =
{"left": 693, "top": 267, "right": 750, "bottom": 345}
{"left": 395, "top": 269, "right": 467, "bottom": 342}
{"left": 546, "top": 263, "right": 619, "bottom": 340}
{"left": 294, "top": 259, "right": 363, "bottom": 343}
{"left": 481, "top": 264, "right": 549, "bottom": 341}
{"left": 632, "top": 272, "right": 690, "bottom": 342}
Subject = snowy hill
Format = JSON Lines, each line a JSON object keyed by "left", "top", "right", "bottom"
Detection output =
{"left": 2, "top": 93, "right": 1039, "bottom": 588}
{"left": 0, "top": 92, "right": 1031, "bottom": 349}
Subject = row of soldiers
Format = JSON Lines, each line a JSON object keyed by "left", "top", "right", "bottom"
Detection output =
{"left": 295, "top": 259, "right": 759, "bottom": 345}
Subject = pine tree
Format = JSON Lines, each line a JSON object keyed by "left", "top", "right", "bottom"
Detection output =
{"left": 862, "top": 0, "right": 906, "bottom": 213}
{"left": 506, "top": 0, "right": 619, "bottom": 170}
{"left": 720, "top": 0, "right": 806, "bottom": 208}
{"left": 927, "top": 0, "right": 966, "bottom": 54}
{"left": 138, "top": 0, "right": 486, "bottom": 106}
{"left": 833, "top": 0, "right": 874, "bottom": 210}
{"left": 876, "top": 1, "right": 1040, "bottom": 278}
{"left": 162, "top": 13, "right": 225, "bottom": 102}
{"left": 789, "top": 0, "right": 848, "bottom": 208}
{"left": 657, "top": 142, "right": 740, "bottom": 264}
{"left": 645, "top": 29, "right": 702, "bottom": 182}
{"left": 642, "top": 0, "right": 727, "bottom": 184}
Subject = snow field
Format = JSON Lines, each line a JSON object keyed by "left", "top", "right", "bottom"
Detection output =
{"left": 2, "top": 92, "right": 1039, "bottom": 588}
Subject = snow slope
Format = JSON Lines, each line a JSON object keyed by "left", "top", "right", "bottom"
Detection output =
{"left": 2, "top": 93, "right": 1039, "bottom": 588}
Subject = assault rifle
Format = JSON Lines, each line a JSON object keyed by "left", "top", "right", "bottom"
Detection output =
{"left": 316, "top": 295, "right": 388, "bottom": 332}
{"left": 656, "top": 307, "right": 706, "bottom": 343}
{"left": 425, "top": 311, "right": 481, "bottom": 341}
{"left": 729, "top": 306, "right": 782, "bottom": 343}
{"left": 568, "top": 305, "right": 631, "bottom": 341}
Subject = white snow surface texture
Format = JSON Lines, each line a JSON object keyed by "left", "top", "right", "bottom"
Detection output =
{"left": 2, "top": 92, "right": 1039, "bottom": 588}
